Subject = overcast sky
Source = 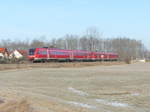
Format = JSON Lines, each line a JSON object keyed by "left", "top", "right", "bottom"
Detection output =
{"left": 0, "top": 0, "right": 149, "bottom": 49}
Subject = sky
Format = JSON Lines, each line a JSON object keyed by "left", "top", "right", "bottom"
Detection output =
{"left": 0, "top": 0, "right": 150, "bottom": 48}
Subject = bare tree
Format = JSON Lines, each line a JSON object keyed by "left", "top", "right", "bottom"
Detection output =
{"left": 0, "top": 27, "right": 148, "bottom": 62}
{"left": 30, "top": 39, "right": 45, "bottom": 48}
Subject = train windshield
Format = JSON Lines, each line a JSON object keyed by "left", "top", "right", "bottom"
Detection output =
{"left": 29, "top": 48, "right": 36, "bottom": 55}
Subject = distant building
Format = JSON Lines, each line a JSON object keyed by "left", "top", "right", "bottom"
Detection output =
{"left": 138, "top": 59, "right": 146, "bottom": 63}
{"left": 0, "top": 48, "right": 9, "bottom": 59}
{"left": 9, "top": 50, "right": 28, "bottom": 59}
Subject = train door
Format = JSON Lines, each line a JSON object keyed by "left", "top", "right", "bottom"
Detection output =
{"left": 69, "top": 51, "right": 74, "bottom": 60}
{"left": 107, "top": 54, "right": 110, "bottom": 60}
{"left": 92, "top": 52, "right": 95, "bottom": 60}
{"left": 47, "top": 49, "right": 50, "bottom": 59}
{"left": 101, "top": 54, "right": 104, "bottom": 61}
{"left": 38, "top": 49, "right": 47, "bottom": 59}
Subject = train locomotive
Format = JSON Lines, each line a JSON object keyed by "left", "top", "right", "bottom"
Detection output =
{"left": 28, "top": 48, "right": 119, "bottom": 62}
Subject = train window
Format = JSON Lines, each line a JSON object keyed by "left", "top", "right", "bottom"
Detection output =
{"left": 42, "top": 50, "right": 47, "bottom": 55}
{"left": 29, "top": 48, "right": 35, "bottom": 55}
{"left": 50, "top": 51, "right": 56, "bottom": 55}
{"left": 74, "top": 52, "right": 86, "bottom": 56}
{"left": 50, "top": 51, "right": 69, "bottom": 55}
{"left": 38, "top": 51, "right": 41, "bottom": 54}
{"left": 58, "top": 52, "right": 66, "bottom": 55}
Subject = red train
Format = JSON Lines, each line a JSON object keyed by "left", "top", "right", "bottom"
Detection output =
{"left": 28, "top": 48, "right": 119, "bottom": 62}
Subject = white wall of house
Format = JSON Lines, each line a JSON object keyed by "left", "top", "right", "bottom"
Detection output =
{"left": 0, "top": 53, "right": 4, "bottom": 58}
{"left": 9, "top": 50, "right": 23, "bottom": 59}
{"left": 138, "top": 59, "right": 146, "bottom": 63}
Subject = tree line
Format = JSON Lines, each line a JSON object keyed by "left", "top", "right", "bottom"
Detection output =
{"left": 0, "top": 28, "right": 149, "bottom": 61}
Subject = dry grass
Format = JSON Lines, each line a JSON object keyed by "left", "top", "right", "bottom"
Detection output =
{"left": 0, "top": 100, "right": 34, "bottom": 112}
{"left": 0, "top": 62, "right": 149, "bottom": 112}
{"left": 0, "top": 61, "right": 124, "bottom": 71}
{"left": 0, "top": 97, "right": 88, "bottom": 112}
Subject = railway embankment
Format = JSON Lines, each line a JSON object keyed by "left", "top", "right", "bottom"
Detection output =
{"left": 0, "top": 62, "right": 125, "bottom": 71}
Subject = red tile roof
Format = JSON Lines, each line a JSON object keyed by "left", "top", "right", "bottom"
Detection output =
{"left": 0, "top": 48, "right": 8, "bottom": 53}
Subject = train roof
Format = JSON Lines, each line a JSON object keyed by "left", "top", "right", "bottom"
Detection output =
{"left": 33, "top": 48, "right": 118, "bottom": 55}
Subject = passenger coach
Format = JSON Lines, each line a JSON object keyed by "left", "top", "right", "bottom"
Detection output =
{"left": 28, "top": 48, "right": 118, "bottom": 62}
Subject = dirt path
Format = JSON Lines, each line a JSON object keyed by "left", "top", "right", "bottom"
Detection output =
{"left": 0, "top": 62, "right": 149, "bottom": 112}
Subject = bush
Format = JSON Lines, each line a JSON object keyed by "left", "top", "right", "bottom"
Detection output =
{"left": 124, "top": 58, "right": 131, "bottom": 64}
{"left": 0, "top": 58, "right": 9, "bottom": 64}
{"left": 9, "top": 57, "right": 28, "bottom": 64}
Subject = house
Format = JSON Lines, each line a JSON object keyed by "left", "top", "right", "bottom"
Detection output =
{"left": 0, "top": 48, "right": 9, "bottom": 59}
{"left": 9, "top": 50, "right": 28, "bottom": 59}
